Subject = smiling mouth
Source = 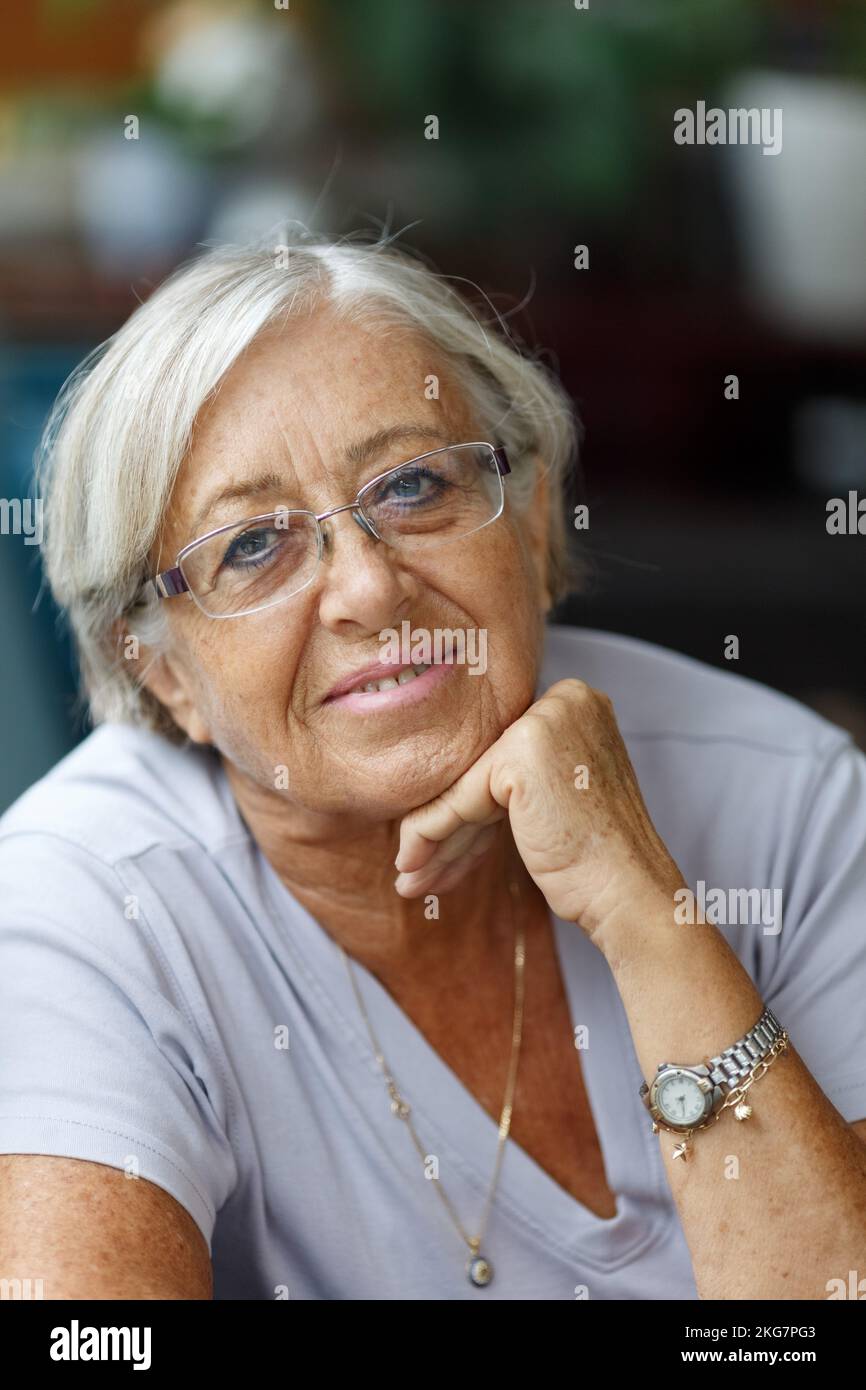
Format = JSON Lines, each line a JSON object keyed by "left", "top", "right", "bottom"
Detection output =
{"left": 352, "top": 662, "right": 431, "bottom": 695}
{"left": 324, "top": 659, "right": 454, "bottom": 710}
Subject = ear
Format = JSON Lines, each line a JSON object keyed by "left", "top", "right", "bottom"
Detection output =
{"left": 523, "top": 459, "right": 553, "bottom": 615}
{"left": 113, "top": 619, "right": 213, "bottom": 745}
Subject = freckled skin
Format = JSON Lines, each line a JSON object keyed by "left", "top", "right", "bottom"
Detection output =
{"left": 146, "top": 306, "right": 548, "bottom": 821}
{"left": 0, "top": 1154, "right": 212, "bottom": 1299}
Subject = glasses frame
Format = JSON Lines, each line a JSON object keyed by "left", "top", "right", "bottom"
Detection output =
{"left": 148, "top": 441, "right": 511, "bottom": 620}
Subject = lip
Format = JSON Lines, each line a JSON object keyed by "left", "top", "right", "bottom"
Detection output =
{"left": 323, "top": 659, "right": 454, "bottom": 712}
{"left": 323, "top": 658, "right": 427, "bottom": 702}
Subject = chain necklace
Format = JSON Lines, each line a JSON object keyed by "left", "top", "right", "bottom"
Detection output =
{"left": 341, "top": 873, "right": 525, "bottom": 1288}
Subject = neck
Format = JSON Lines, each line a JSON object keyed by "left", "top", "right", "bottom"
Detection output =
{"left": 223, "top": 757, "right": 524, "bottom": 989}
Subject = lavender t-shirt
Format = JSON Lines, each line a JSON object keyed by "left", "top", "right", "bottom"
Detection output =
{"left": 2, "top": 625, "right": 865, "bottom": 1300}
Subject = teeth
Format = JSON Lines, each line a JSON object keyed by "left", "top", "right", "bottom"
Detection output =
{"left": 358, "top": 663, "right": 430, "bottom": 695}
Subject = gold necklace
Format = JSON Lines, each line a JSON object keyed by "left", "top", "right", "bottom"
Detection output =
{"left": 341, "top": 873, "right": 525, "bottom": 1288}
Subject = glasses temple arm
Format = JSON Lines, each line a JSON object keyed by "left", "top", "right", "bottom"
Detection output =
{"left": 151, "top": 566, "right": 189, "bottom": 599}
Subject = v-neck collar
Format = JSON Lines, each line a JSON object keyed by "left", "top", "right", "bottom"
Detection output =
{"left": 256, "top": 846, "right": 669, "bottom": 1272}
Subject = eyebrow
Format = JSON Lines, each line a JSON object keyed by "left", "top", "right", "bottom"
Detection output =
{"left": 188, "top": 422, "right": 450, "bottom": 538}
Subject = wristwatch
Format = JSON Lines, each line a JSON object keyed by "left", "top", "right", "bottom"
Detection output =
{"left": 639, "top": 1006, "right": 784, "bottom": 1134}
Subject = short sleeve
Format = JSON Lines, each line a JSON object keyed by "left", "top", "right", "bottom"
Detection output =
{"left": 760, "top": 739, "right": 866, "bottom": 1123}
{"left": 0, "top": 832, "right": 238, "bottom": 1252}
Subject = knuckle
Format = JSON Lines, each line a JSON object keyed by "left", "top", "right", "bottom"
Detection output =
{"left": 506, "top": 716, "right": 542, "bottom": 753}
{"left": 553, "top": 677, "right": 590, "bottom": 700}
{"left": 547, "top": 678, "right": 613, "bottom": 711}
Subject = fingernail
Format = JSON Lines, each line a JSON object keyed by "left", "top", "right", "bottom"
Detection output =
{"left": 396, "top": 868, "right": 424, "bottom": 891}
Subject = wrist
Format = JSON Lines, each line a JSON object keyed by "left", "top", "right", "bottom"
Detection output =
{"left": 586, "top": 862, "right": 690, "bottom": 961}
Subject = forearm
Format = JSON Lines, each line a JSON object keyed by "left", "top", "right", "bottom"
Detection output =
{"left": 593, "top": 888, "right": 866, "bottom": 1300}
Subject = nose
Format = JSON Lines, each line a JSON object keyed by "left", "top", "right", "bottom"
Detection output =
{"left": 316, "top": 508, "right": 414, "bottom": 633}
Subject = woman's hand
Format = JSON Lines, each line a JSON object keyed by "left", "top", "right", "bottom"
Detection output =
{"left": 394, "top": 678, "right": 685, "bottom": 944}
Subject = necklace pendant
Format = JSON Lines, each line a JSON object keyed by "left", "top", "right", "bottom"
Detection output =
{"left": 467, "top": 1253, "right": 493, "bottom": 1287}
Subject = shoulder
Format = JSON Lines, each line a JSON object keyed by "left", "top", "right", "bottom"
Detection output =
{"left": 0, "top": 721, "right": 246, "bottom": 869}
{"left": 0, "top": 722, "right": 254, "bottom": 1055}
{"left": 0, "top": 722, "right": 241, "bottom": 1248}
{"left": 540, "top": 624, "right": 849, "bottom": 762}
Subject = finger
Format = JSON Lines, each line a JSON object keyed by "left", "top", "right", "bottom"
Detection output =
{"left": 395, "top": 847, "right": 488, "bottom": 899}
{"left": 394, "top": 824, "right": 499, "bottom": 897}
{"left": 435, "top": 821, "right": 487, "bottom": 864}
{"left": 395, "top": 744, "right": 503, "bottom": 873}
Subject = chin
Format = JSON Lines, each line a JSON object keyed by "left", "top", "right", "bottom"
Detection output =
{"left": 312, "top": 747, "right": 473, "bottom": 821}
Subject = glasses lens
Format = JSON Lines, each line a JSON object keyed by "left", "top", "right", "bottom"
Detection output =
{"left": 181, "top": 510, "right": 319, "bottom": 617}
{"left": 360, "top": 444, "right": 503, "bottom": 549}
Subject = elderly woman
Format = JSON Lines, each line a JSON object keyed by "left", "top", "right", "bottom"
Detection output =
{"left": 1, "top": 233, "right": 865, "bottom": 1303}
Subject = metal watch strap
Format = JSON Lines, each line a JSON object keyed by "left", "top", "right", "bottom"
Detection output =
{"left": 705, "top": 1006, "right": 783, "bottom": 1095}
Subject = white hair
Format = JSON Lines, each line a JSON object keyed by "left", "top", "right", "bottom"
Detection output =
{"left": 34, "top": 227, "right": 583, "bottom": 744}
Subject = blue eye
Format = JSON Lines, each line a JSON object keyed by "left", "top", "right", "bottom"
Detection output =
{"left": 376, "top": 466, "right": 449, "bottom": 506}
{"left": 222, "top": 527, "right": 280, "bottom": 570}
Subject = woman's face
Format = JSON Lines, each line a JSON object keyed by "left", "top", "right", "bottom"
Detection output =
{"left": 145, "top": 304, "right": 551, "bottom": 819}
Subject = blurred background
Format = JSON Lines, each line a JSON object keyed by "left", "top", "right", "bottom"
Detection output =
{"left": 1, "top": 0, "right": 865, "bottom": 809}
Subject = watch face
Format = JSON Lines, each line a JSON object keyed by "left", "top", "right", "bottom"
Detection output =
{"left": 656, "top": 1071, "right": 707, "bottom": 1127}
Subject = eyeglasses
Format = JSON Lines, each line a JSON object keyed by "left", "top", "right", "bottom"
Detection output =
{"left": 148, "top": 441, "right": 511, "bottom": 619}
